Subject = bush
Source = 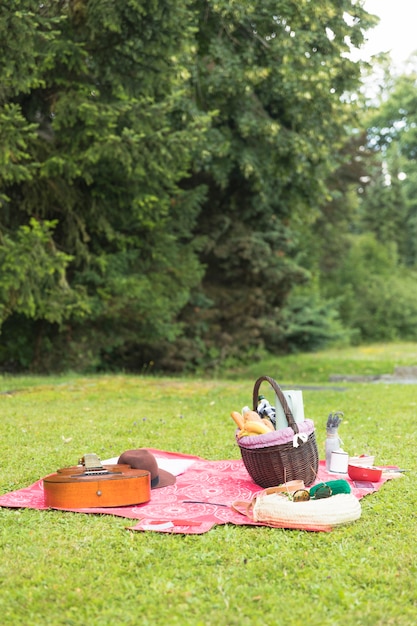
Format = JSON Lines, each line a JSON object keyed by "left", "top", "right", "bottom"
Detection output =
{"left": 324, "top": 234, "right": 417, "bottom": 342}
{"left": 264, "top": 287, "right": 350, "bottom": 353}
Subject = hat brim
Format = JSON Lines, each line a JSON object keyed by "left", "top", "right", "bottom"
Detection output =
{"left": 152, "top": 468, "right": 176, "bottom": 489}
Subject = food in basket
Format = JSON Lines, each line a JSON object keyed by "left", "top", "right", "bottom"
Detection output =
{"left": 230, "top": 411, "right": 245, "bottom": 429}
{"left": 230, "top": 407, "right": 274, "bottom": 437}
{"left": 238, "top": 422, "right": 271, "bottom": 437}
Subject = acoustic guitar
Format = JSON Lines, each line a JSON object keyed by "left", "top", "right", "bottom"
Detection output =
{"left": 43, "top": 453, "right": 151, "bottom": 508}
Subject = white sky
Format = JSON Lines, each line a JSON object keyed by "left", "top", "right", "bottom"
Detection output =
{"left": 358, "top": 0, "right": 417, "bottom": 68}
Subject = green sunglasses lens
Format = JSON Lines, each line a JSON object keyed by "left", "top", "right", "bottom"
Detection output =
{"left": 313, "top": 485, "right": 332, "bottom": 499}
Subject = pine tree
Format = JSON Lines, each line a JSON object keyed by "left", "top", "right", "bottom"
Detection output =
{"left": 159, "top": 0, "right": 375, "bottom": 367}
{"left": 0, "top": 0, "right": 206, "bottom": 370}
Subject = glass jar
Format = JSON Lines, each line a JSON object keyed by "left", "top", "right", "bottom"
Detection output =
{"left": 325, "top": 428, "right": 341, "bottom": 471}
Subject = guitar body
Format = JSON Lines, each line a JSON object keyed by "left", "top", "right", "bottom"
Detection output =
{"left": 43, "top": 459, "right": 151, "bottom": 509}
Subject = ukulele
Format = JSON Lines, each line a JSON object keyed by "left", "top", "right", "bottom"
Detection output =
{"left": 43, "top": 453, "right": 151, "bottom": 508}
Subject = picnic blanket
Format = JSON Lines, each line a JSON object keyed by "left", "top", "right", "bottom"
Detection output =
{"left": 0, "top": 449, "right": 400, "bottom": 534}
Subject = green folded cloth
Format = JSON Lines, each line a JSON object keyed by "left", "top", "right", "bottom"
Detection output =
{"left": 310, "top": 479, "right": 351, "bottom": 498}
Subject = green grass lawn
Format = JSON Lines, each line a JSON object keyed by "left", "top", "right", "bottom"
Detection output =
{"left": 1, "top": 343, "right": 417, "bottom": 625}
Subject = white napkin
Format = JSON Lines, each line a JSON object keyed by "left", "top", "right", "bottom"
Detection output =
{"left": 101, "top": 455, "right": 196, "bottom": 477}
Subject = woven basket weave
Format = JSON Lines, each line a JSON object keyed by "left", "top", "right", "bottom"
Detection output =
{"left": 250, "top": 492, "right": 361, "bottom": 531}
{"left": 237, "top": 376, "right": 319, "bottom": 488}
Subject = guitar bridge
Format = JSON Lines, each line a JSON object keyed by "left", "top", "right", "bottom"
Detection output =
{"left": 79, "top": 453, "right": 110, "bottom": 476}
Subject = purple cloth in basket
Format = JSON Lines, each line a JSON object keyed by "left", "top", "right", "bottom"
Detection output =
{"left": 236, "top": 419, "right": 315, "bottom": 450}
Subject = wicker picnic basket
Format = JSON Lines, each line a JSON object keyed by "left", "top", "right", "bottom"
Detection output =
{"left": 237, "top": 376, "right": 319, "bottom": 488}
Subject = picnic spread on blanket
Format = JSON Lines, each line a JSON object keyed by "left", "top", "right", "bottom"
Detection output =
{"left": 0, "top": 376, "right": 405, "bottom": 534}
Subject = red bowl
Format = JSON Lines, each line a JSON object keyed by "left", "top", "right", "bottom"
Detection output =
{"left": 348, "top": 464, "right": 382, "bottom": 482}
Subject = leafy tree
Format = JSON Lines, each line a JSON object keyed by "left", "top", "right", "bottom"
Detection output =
{"left": 358, "top": 163, "right": 408, "bottom": 259}
{"left": 0, "top": 218, "right": 86, "bottom": 324}
{"left": 365, "top": 68, "right": 417, "bottom": 266}
{"left": 316, "top": 68, "right": 417, "bottom": 345}
{"left": 0, "top": 0, "right": 379, "bottom": 372}
{"left": 327, "top": 234, "right": 417, "bottom": 342}
{"left": 158, "top": 0, "right": 376, "bottom": 368}
{"left": 0, "top": 0, "right": 206, "bottom": 371}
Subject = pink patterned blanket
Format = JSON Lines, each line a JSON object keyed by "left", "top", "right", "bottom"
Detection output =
{"left": 0, "top": 449, "right": 397, "bottom": 534}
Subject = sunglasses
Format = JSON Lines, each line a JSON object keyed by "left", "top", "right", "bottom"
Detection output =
{"left": 292, "top": 484, "right": 332, "bottom": 502}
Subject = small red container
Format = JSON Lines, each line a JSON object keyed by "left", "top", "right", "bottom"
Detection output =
{"left": 348, "top": 464, "right": 382, "bottom": 482}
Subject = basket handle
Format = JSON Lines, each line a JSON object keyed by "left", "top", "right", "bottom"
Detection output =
{"left": 252, "top": 375, "right": 299, "bottom": 434}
